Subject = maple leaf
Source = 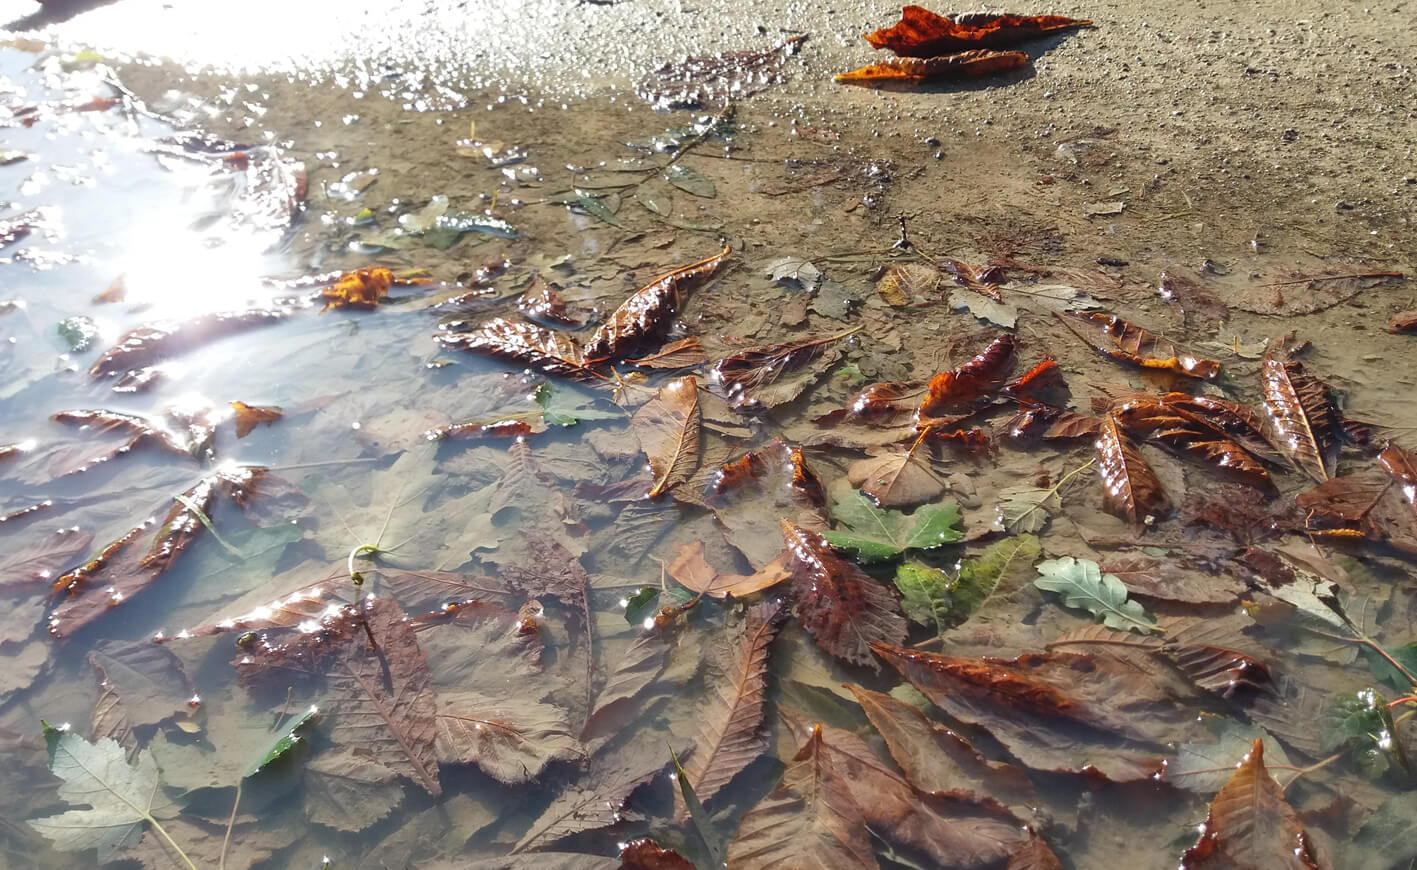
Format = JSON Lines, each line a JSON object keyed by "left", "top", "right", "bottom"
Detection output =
{"left": 822, "top": 485, "right": 964, "bottom": 563}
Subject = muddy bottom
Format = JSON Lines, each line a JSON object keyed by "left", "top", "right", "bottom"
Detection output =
{"left": 2, "top": 17, "right": 1417, "bottom": 870}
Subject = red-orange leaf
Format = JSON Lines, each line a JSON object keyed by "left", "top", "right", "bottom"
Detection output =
{"left": 1113, "top": 399, "right": 1273, "bottom": 490}
{"left": 1261, "top": 349, "right": 1340, "bottom": 482}
{"left": 631, "top": 375, "right": 701, "bottom": 498}
{"left": 1004, "top": 358, "right": 1068, "bottom": 406}
{"left": 1180, "top": 739, "right": 1321, "bottom": 869}
{"left": 1388, "top": 310, "right": 1417, "bottom": 333}
{"left": 435, "top": 316, "right": 600, "bottom": 381}
{"left": 620, "top": 839, "right": 696, "bottom": 870}
{"left": 918, "top": 333, "right": 1016, "bottom": 418}
{"left": 319, "top": 267, "right": 393, "bottom": 312}
{"left": 424, "top": 418, "right": 541, "bottom": 441}
{"left": 1158, "top": 392, "right": 1287, "bottom": 467}
{"left": 781, "top": 520, "right": 907, "bottom": 669}
{"left": 844, "top": 380, "right": 922, "bottom": 425}
{"left": 230, "top": 401, "right": 283, "bottom": 438}
{"left": 1059, "top": 311, "right": 1221, "bottom": 379}
{"left": 865, "top": 6, "right": 1093, "bottom": 57}
{"left": 836, "top": 50, "right": 1028, "bottom": 85}
{"left": 583, "top": 244, "right": 730, "bottom": 361}
{"left": 1096, "top": 413, "right": 1170, "bottom": 526}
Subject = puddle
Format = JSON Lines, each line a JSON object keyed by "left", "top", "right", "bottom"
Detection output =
{"left": 2, "top": 11, "right": 1417, "bottom": 870}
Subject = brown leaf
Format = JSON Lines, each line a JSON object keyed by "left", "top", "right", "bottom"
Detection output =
{"left": 919, "top": 334, "right": 1016, "bottom": 418}
{"left": 1004, "top": 358, "right": 1068, "bottom": 406}
{"left": 666, "top": 540, "right": 793, "bottom": 599}
{"left": 1261, "top": 349, "right": 1340, "bottom": 482}
{"left": 835, "top": 50, "right": 1029, "bottom": 84}
{"left": 727, "top": 723, "right": 877, "bottom": 870}
{"left": 876, "top": 264, "right": 941, "bottom": 307}
{"left": 1379, "top": 442, "right": 1417, "bottom": 504}
{"left": 1007, "top": 836, "right": 1066, "bottom": 870}
{"left": 436, "top": 316, "right": 601, "bottom": 381}
{"left": 704, "top": 441, "right": 828, "bottom": 568}
{"left": 87, "top": 640, "right": 197, "bottom": 732}
{"left": 1388, "top": 310, "right": 1417, "bottom": 333}
{"left": 512, "top": 746, "right": 675, "bottom": 853}
{"left": 1113, "top": 399, "right": 1273, "bottom": 490}
{"left": 781, "top": 520, "right": 907, "bottom": 669}
{"left": 1099, "top": 555, "right": 1245, "bottom": 606}
{"left": 230, "top": 401, "right": 283, "bottom": 438}
{"left": 0, "top": 527, "right": 93, "bottom": 591}
{"left": 1159, "top": 392, "right": 1288, "bottom": 467}
{"left": 619, "top": 839, "right": 696, "bottom": 870}
{"left": 583, "top": 244, "right": 731, "bottom": 361}
{"left": 632, "top": 375, "right": 702, "bottom": 498}
{"left": 848, "top": 685, "right": 1036, "bottom": 807}
{"left": 583, "top": 630, "right": 675, "bottom": 740}
{"left": 680, "top": 599, "right": 782, "bottom": 810}
{"left": 436, "top": 689, "right": 582, "bottom": 785}
{"left": 709, "top": 328, "right": 858, "bottom": 411}
{"left": 519, "top": 277, "right": 588, "bottom": 329}
{"left": 1058, "top": 311, "right": 1221, "bottom": 379}
{"left": 843, "top": 380, "right": 924, "bottom": 426}
{"left": 49, "top": 409, "right": 198, "bottom": 466}
{"left": 1295, "top": 471, "right": 1417, "bottom": 552}
{"left": 89, "top": 308, "right": 290, "bottom": 378}
{"left": 626, "top": 336, "right": 710, "bottom": 369}
{"left": 848, "top": 432, "right": 946, "bottom": 510}
{"left": 872, "top": 643, "right": 1181, "bottom": 781}
{"left": 1180, "top": 739, "right": 1322, "bottom": 869}
{"left": 1096, "top": 412, "right": 1171, "bottom": 526}
{"left": 864, "top": 7, "right": 1093, "bottom": 56}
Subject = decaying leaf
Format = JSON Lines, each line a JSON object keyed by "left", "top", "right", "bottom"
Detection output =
{"left": 627, "top": 336, "right": 710, "bottom": 369}
{"left": 1158, "top": 392, "right": 1288, "bottom": 467}
{"left": 1295, "top": 470, "right": 1417, "bottom": 553}
{"left": 631, "top": 375, "right": 701, "bottom": 498}
{"left": 319, "top": 267, "right": 393, "bottom": 311}
{"left": 710, "top": 328, "right": 858, "bottom": 411}
{"left": 89, "top": 308, "right": 291, "bottom": 378}
{"left": 1261, "top": 348, "right": 1341, "bottom": 483}
{"left": 864, "top": 7, "right": 1093, "bottom": 56}
{"left": 1114, "top": 399, "right": 1273, "bottom": 490}
{"left": 782, "top": 520, "right": 908, "bottom": 669}
{"left": 835, "top": 50, "right": 1029, "bottom": 84}
{"left": 848, "top": 431, "right": 946, "bottom": 510}
{"left": 436, "top": 317, "right": 600, "bottom": 381}
{"left": 1388, "top": 310, "right": 1417, "bottom": 334}
{"left": 582, "top": 245, "right": 731, "bottom": 361}
{"left": 88, "top": 640, "right": 197, "bottom": 733}
{"left": 436, "top": 690, "right": 582, "bottom": 786}
{"left": 230, "top": 401, "right": 282, "bottom": 438}
{"left": 0, "top": 527, "right": 93, "bottom": 590}
{"left": 666, "top": 540, "right": 793, "bottom": 599}
{"left": 876, "top": 263, "right": 940, "bottom": 307}
{"left": 1180, "top": 739, "right": 1321, "bottom": 869}
{"left": 918, "top": 334, "right": 1016, "bottom": 419}
{"left": 1058, "top": 311, "right": 1221, "bottom": 379}
{"left": 1096, "top": 413, "right": 1170, "bottom": 526}
{"left": 511, "top": 748, "right": 675, "bottom": 853}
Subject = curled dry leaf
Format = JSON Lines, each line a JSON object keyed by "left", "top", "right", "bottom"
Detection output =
{"left": 865, "top": 6, "right": 1093, "bottom": 56}
{"left": 919, "top": 334, "right": 1016, "bottom": 419}
{"left": 1113, "top": 399, "right": 1273, "bottom": 490}
{"left": 781, "top": 520, "right": 908, "bottom": 669}
{"left": 1180, "top": 739, "right": 1321, "bottom": 869}
{"left": 230, "top": 401, "right": 282, "bottom": 438}
{"left": 582, "top": 244, "right": 730, "bottom": 361}
{"left": 1261, "top": 348, "right": 1340, "bottom": 482}
{"left": 1058, "top": 311, "right": 1221, "bottom": 379}
{"left": 89, "top": 308, "right": 291, "bottom": 378}
{"left": 835, "top": 50, "right": 1028, "bottom": 84}
{"left": 667, "top": 540, "right": 793, "bottom": 599}
{"left": 1096, "top": 413, "right": 1170, "bottom": 526}
{"left": 436, "top": 317, "right": 600, "bottom": 381}
{"left": 710, "top": 327, "right": 859, "bottom": 411}
{"left": 631, "top": 375, "right": 701, "bottom": 498}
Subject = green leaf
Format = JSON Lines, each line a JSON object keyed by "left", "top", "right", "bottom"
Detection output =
{"left": 56, "top": 315, "right": 99, "bottom": 352}
{"left": 1363, "top": 643, "right": 1417, "bottom": 691}
{"left": 952, "top": 534, "right": 1041, "bottom": 617}
{"left": 662, "top": 164, "right": 715, "bottom": 198}
{"left": 533, "top": 383, "right": 623, "bottom": 428}
{"left": 246, "top": 705, "right": 320, "bottom": 778}
{"left": 893, "top": 561, "right": 953, "bottom": 631}
{"left": 822, "top": 488, "right": 963, "bottom": 563}
{"left": 1033, "top": 556, "right": 1159, "bottom": 634}
{"left": 634, "top": 186, "right": 672, "bottom": 216}
{"left": 573, "top": 191, "right": 623, "bottom": 227}
{"left": 437, "top": 211, "right": 520, "bottom": 240}
{"left": 29, "top": 727, "right": 194, "bottom": 867}
{"left": 625, "top": 587, "right": 661, "bottom": 625}
{"left": 995, "top": 485, "right": 1058, "bottom": 534}
{"left": 422, "top": 227, "right": 465, "bottom": 250}
{"left": 1320, "top": 688, "right": 1407, "bottom": 777}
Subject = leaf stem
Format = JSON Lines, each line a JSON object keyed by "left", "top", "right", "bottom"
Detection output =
{"left": 1280, "top": 751, "right": 1343, "bottom": 792}
{"left": 217, "top": 781, "right": 241, "bottom": 870}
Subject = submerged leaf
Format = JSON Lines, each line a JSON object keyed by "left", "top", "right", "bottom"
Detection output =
{"left": 436, "top": 316, "right": 600, "bottom": 381}
{"left": 583, "top": 245, "right": 731, "bottom": 361}
{"left": 710, "top": 328, "right": 858, "bottom": 411}
{"left": 918, "top": 334, "right": 1016, "bottom": 419}
{"left": 248, "top": 705, "right": 319, "bottom": 777}
{"left": 1034, "top": 556, "right": 1160, "bottom": 634}
{"left": 89, "top": 308, "right": 290, "bottom": 378}
{"left": 1096, "top": 413, "right": 1170, "bottom": 526}
{"left": 864, "top": 7, "right": 1093, "bottom": 56}
{"left": 666, "top": 540, "right": 793, "bottom": 599}
{"left": 848, "top": 434, "right": 946, "bottom": 510}
{"left": 1059, "top": 311, "right": 1220, "bottom": 379}
{"left": 512, "top": 749, "right": 674, "bottom": 853}
{"left": 230, "top": 401, "right": 282, "bottom": 438}
{"left": 0, "top": 527, "right": 93, "bottom": 590}
{"left": 632, "top": 375, "right": 702, "bottom": 498}
{"left": 1261, "top": 348, "right": 1340, "bottom": 482}
{"left": 1180, "top": 739, "right": 1321, "bottom": 869}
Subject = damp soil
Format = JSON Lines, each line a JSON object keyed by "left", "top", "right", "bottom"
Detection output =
{"left": 3, "top": 2, "right": 1417, "bottom": 869}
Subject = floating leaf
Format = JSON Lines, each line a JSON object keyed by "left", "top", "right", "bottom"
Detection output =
{"left": 710, "top": 328, "right": 858, "bottom": 411}
{"left": 230, "top": 401, "right": 282, "bottom": 438}
{"left": 1058, "top": 311, "right": 1220, "bottom": 379}
{"left": 1096, "top": 412, "right": 1170, "bottom": 526}
{"left": 1261, "top": 348, "right": 1340, "bottom": 482}
{"left": 583, "top": 245, "right": 731, "bottom": 361}
{"left": 662, "top": 164, "right": 716, "bottom": 198}
{"left": 864, "top": 7, "right": 1093, "bottom": 56}
{"left": 1034, "top": 556, "right": 1160, "bottom": 634}
{"left": 28, "top": 728, "right": 192, "bottom": 866}
{"left": 436, "top": 316, "right": 600, "bottom": 381}
{"left": 823, "top": 487, "right": 964, "bottom": 562}
{"left": 632, "top": 375, "right": 702, "bottom": 498}
{"left": 835, "top": 50, "right": 1029, "bottom": 84}
{"left": 247, "top": 705, "right": 319, "bottom": 777}
{"left": 782, "top": 520, "right": 907, "bottom": 669}
{"left": 1180, "top": 739, "right": 1321, "bottom": 869}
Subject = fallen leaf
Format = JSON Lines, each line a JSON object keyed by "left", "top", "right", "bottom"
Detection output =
{"left": 1261, "top": 348, "right": 1340, "bottom": 482}
{"left": 848, "top": 432, "right": 947, "bottom": 510}
{"left": 89, "top": 308, "right": 291, "bottom": 378}
{"left": 436, "top": 689, "right": 582, "bottom": 785}
{"left": 319, "top": 267, "right": 394, "bottom": 311}
{"left": 1058, "top": 311, "right": 1221, "bottom": 379}
{"left": 1114, "top": 399, "right": 1273, "bottom": 490}
{"left": 864, "top": 7, "right": 1093, "bottom": 56}
{"left": 709, "top": 328, "right": 858, "bottom": 411}
{"left": 620, "top": 838, "right": 697, "bottom": 870}
{"left": 1099, "top": 555, "right": 1245, "bottom": 606}
{"left": 436, "top": 316, "right": 601, "bottom": 381}
{"left": 1096, "top": 412, "right": 1170, "bottom": 526}
{"left": 637, "top": 35, "right": 806, "bottom": 110}
{"left": 88, "top": 641, "right": 197, "bottom": 733}
{"left": 666, "top": 540, "right": 793, "bottom": 598}
{"left": 627, "top": 336, "right": 710, "bottom": 369}
{"left": 1387, "top": 310, "right": 1417, "bottom": 334}
{"left": 1034, "top": 556, "right": 1159, "bottom": 633}
{"left": 511, "top": 747, "right": 676, "bottom": 853}
{"left": 632, "top": 375, "right": 702, "bottom": 498}
{"left": 835, "top": 50, "right": 1029, "bottom": 84}
{"left": 918, "top": 334, "right": 1016, "bottom": 418}
{"left": 583, "top": 245, "right": 731, "bottom": 361}
{"left": 1295, "top": 471, "right": 1417, "bottom": 553}
{"left": 0, "top": 527, "right": 93, "bottom": 591}
{"left": 1180, "top": 739, "right": 1322, "bottom": 869}
{"left": 230, "top": 401, "right": 282, "bottom": 438}
{"left": 823, "top": 486, "right": 964, "bottom": 562}
{"left": 876, "top": 263, "right": 940, "bottom": 306}
{"left": 1158, "top": 392, "right": 1288, "bottom": 467}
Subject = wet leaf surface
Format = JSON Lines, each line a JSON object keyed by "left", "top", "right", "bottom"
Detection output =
{"left": 1261, "top": 347, "right": 1341, "bottom": 483}
{"left": 864, "top": 7, "right": 1093, "bottom": 56}
{"left": 1059, "top": 311, "right": 1221, "bottom": 379}
{"left": 835, "top": 50, "right": 1030, "bottom": 85}
{"left": 1180, "top": 739, "right": 1322, "bottom": 869}
{"left": 631, "top": 375, "right": 701, "bottom": 498}
{"left": 1096, "top": 412, "right": 1171, "bottom": 526}
{"left": 583, "top": 245, "right": 730, "bottom": 361}
{"left": 822, "top": 485, "right": 964, "bottom": 562}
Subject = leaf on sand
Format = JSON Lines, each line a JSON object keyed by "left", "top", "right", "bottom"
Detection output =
{"left": 0, "top": 527, "right": 93, "bottom": 590}
{"left": 823, "top": 486, "right": 964, "bottom": 563}
{"left": 876, "top": 263, "right": 940, "bottom": 306}
{"left": 632, "top": 375, "right": 701, "bottom": 498}
{"left": 582, "top": 245, "right": 731, "bottom": 361}
{"left": 436, "top": 690, "right": 582, "bottom": 785}
{"left": 1114, "top": 399, "right": 1273, "bottom": 490}
{"left": 1034, "top": 556, "right": 1160, "bottom": 634}
{"left": 872, "top": 643, "right": 1181, "bottom": 781}
{"left": 834, "top": 50, "right": 1029, "bottom": 84}
{"left": 781, "top": 520, "right": 907, "bottom": 669}
{"left": 512, "top": 748, "right": 676, "bottom": 853}
{"left": 1260, "top": 349, "right": 1341, "bottom": 483}
{"left": 1058, "top": 311, "right": 1221, "bottom": 379}
{"left": 1180, "top": 739, "right": 1321, "bottom": 869}
{"left": 666, "top": 540, "right": 793, "bottom": 598}
{"left": 709, "top": 328, "right": 858, "bottom": 412}
{"left": 864, "top": 7, "right": 1093, "bottom": 56}
{"left": 230, "top": 401, "right": 282, "bottom": 438}
{"left": 436, "top": 316, "right": 601, "bottom": 381}
{"left": 680, "top": 600, "right": 782, "bottom": 810}
{"left": 848, "top": 432, "right": 946, "bottom": 510}
{"left": 89, "top": 308, "right": 290, "bottom": 378}
{"left": 1096, "top": 412, "right": 1170, "bottom": 526}
{"left": 28, "top": 729, "right": 187, "bottom": 865}
{"left": 918, "top": 334, "right": 1016, "bottom": 419}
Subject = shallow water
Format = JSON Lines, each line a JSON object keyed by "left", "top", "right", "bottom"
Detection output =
{"left": 3, "top": 7, "right": 1417, "bottom": 870}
